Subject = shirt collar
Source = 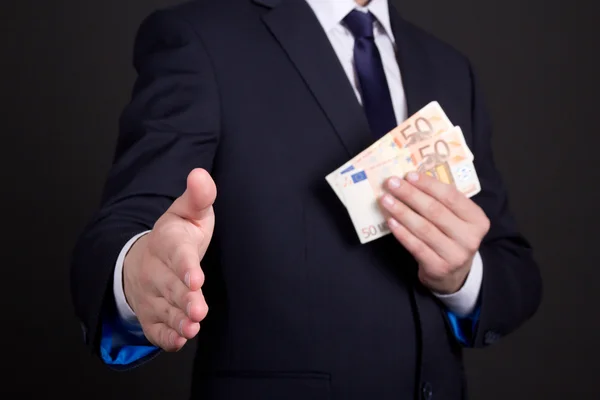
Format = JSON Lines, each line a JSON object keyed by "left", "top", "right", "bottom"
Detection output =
{"left": 305, "top": 0, "right": 395, "bottom": 41}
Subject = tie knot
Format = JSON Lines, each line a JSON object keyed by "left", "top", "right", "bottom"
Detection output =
{"left": 343, "top": 9, "right": 376, "bottom": 39}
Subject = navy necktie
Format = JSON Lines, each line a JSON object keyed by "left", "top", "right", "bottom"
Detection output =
{"left": 343, "top": 10, "right": 397, "bottom": 138}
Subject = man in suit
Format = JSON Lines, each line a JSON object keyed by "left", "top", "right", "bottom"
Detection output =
{"left": 71, "top": 0, "right": 542, "bottom": 398}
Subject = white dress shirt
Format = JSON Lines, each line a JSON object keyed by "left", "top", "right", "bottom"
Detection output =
{"left": 113, "top": 0, "right": 483, "bottom": 330}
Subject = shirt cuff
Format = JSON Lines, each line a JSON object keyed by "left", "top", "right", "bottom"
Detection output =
{"left": 432, "top": 251, "right": 483, "bottom": 317}
{"left": 113, "top": 231, "right": 151, "bottom": 329}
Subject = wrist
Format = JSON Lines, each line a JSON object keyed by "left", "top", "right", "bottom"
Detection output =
{"left": 123, "top": 233, "right": 149, "bottom": 310}
{"left": 420, "top": 261, "right": 472, "bottom": 295}
{"left": 447, "top": 267, "right": 471, "bottom": 294}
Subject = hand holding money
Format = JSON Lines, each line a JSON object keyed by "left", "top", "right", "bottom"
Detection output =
{"left": 379, "top": 172, "right": 490, "bottom": 294}
{"left": 325, "top": 101, "right": 489, "bottom": 292}
{"left": 326, "top": 101, "right": 482, "bottom": 245}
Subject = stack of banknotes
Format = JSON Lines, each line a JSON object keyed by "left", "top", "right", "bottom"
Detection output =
{"left": 326, "top": 101, "right": 481, "bottom": 244}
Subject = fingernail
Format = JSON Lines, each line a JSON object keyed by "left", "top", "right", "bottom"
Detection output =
{"left": 382, "top": 194, "right": 395, "bottom": 208}
{"left": 185, "top": 272, "right": 191, "bottom": 288}
{"left": 178, "top": 320, "right": 184, "bottom": 335}
{"left": 169, "top": 331, "right": 175, "bottom": 346}
{"left": 186, "top": 302, "right": 191, "bottom": 317}
{"left": 388, "top": 218, "right": 399, "bottom": 228}
{"left": 407, "top": 172, "right": 419, "bottom": 182}
{"left": 388, "top": 177, "right": 402, "bottom": 188}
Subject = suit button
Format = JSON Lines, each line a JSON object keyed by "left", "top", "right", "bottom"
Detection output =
{"left": 421, "top": 382, "right": 433, "bottom": 400}
{"left": 484, "top": 330, "right": 501, "bottom": 345}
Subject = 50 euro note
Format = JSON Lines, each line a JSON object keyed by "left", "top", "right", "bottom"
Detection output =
{"left": 326, "top": 134, "right": 398, "bottom": 206}
{"left": 326, "top": 101, "right": 482, "bottom": 244}
{"left": 326, "top": 101, "right": 454, "bottom": 206}
{"left": 404, "top": 126, "right": 481, "bottom": 198}
{"left": 386, "top": 108, "right": 480, "bottom": 198}
{"left": 341, "top": 127, "right": 482, "bottom": 244}
{"left": 404, "top": 125, "right": 473, "bottom": 168}
{"left": 340, "top": 152, "right": 411, "bottom": 244}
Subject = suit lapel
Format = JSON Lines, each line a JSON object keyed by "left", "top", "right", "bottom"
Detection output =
{"left": 388, "top": 4, "right": 436, "bottom": 117}
{"left": 257, "top": 0, "right": 372, "bottom": 158}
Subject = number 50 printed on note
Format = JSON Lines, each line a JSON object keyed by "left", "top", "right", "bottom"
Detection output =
{"left": 341, "top": 155, "right": 408, "bottom": 244}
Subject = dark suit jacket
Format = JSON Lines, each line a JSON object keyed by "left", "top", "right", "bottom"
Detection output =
{"left": 71, "top": 0, "right": 542, "bottom": 398}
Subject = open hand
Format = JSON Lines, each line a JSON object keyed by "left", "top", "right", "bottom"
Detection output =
{"left": 122, "top": 168, "right": 216, "bottom": 351}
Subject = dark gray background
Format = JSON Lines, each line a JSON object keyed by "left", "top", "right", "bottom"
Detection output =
{"left": 2, "top": 0, "right": 597, "bottom": 398}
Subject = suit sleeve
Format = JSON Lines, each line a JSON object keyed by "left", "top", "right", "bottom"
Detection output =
{"left": 466, "top": 62, "right": 542, "bottom": 348}
{"left": 70, "top": 9, "right": 220, "bottom": 364}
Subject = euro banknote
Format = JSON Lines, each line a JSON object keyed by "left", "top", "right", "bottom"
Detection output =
{"left": 340, "top": 155, "right": 410, "bottom": 243}
{"left": 326, "top": 101, "right": 454, "bottom": 206}
{"left": 326, "top": 102, "right": 481, "bottom": 243}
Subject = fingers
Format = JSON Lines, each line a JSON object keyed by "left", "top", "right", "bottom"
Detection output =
{"left": 138, "top": 265, "right": 207, "bottom": 352}
{"left": 185, "top": 289, "right": 209, "bottom": 322}
{"left": 148, "top": 227, "right": 205, "bottom": 291}
{"left": 154, "top": 266, "right": 208, "bottom": 321}
{"left": 169, "top": 168, "right": 217, "bottom": 224}
{"left": 379, "top": 192, "right": 462, "bottom": 263}
{"left": 134, "top": 168, "right": 216, "bottom": 353}
{"left": 167, "top": 241, "right": 205, "bottom": 291}
{"left": 141, "top": 286, "right": 208, "bottom": 351}
{"left": 386, "top": 217, "right": 445, "bottom": 272}
{"left": 147, "top": 250, "right": 208, "bottom": 317}
{"left": 150, "top": 297, "right": 202, "bottom": 340}
{"left": 145, "top": 322, "right": 187, "bottom": 352}
{"left": 404, "top": 172, "right": 484, "bottom": 224}
{"left": 383, "top": 174, "right": 466, "bottom": 241}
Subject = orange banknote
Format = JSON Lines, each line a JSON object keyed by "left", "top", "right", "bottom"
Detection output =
{"left": 326, "top": 101, "right": 453, "bottom": 205}
{"left": 407, "top": 126, "right": 473, "bottom": 174}
{"left": 324, "top": 101, "right": 481, "bottom": 244}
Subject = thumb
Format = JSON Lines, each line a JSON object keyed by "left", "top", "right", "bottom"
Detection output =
{"left": 170, "top": 168, "right": 217, "bottom": 223}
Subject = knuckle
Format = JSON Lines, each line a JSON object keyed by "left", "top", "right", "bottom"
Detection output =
{"left": 460, "top": 251, "right": 472, "bottom": 267}
{"left": 161, "top": 329, "right": 174, "bottom": 351}
{"left": 142, "top": 324, "right": 161, "bottom": 348}
{"left": 181, "top": 290, "right": 194, "bottom": 306}
{"left": 164, "top": 276, "right": 176, "bottom": 297}
{"left": 421, "top": 263, "right": 444, "bottom": 281}
{"left": 402, "top": 182, "right": 415, "bottom": 197}
{"left": 136, "top": 299, "right": 154, "bottom": 320}
{"left": 466, "top": 239, "right": 480, "bottom": 254}
{"left": 416, "top": 221, "right": 432, "bottom": 238}
{"left": 445, "top": 188, "right": 461, "bottom": 208}
{"left": 391, "top": 224, "right": 407, "bottom": 239}
{"left": 451, "top": 251, "right": 470, "bottom": 268}
{"left": 184, "top": 259, "right": 200, "bottom": 284}
{"left": 479, "top": 216, "right": 491, "bottom": 236}
{"left": 464, "top": 233, "right": 481, "bottom": 253}
{"left": 179, "top": 291, "right": 194, "bottom": 313}
{"left": 166, "top": 304, "right": 178, "bottom": 327}
{"left": 164, "top": 276, "right": 180, "bottom": 304}
{"left": 159, "top": 327, "right": 180, "bottom": 352}
{"left": 425, "top": 200, "right": 444, "bottom": 220}
{"left": 411, "top": 240, "right": 427, "bottom": 258}
{"left": 393, "top": 205, "right": 406, "bottom": 218}
{"left": 435, "top": 261, "right": 452, "bottom": 278}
